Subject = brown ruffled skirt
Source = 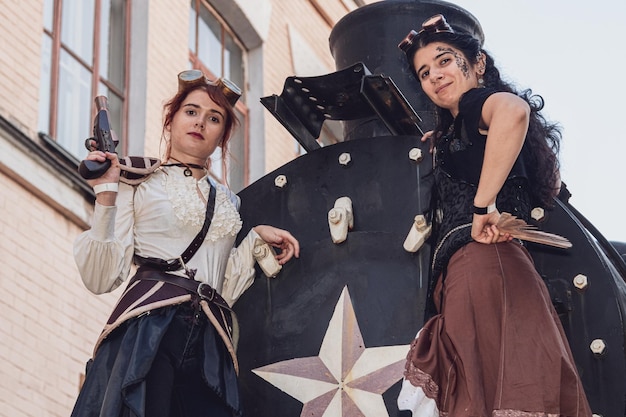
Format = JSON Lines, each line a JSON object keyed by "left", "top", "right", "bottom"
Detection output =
{"left": 399, "top": 242, "right": 591, "bottom": 417}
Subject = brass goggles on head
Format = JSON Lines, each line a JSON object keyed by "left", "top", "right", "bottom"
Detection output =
{"left": 177, "top": 69, "right": 242, "bottom": 107}
{"left": 398, "top": 14, "right": 455, "bottom": 55}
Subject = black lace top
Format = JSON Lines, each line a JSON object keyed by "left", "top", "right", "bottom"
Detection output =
{"left": 431, "top": 87, "right": 532, "bottom": 275}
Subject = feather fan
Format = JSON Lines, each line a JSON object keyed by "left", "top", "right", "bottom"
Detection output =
{"left": 496, "top": 212, "right": 572, "bottom": 249}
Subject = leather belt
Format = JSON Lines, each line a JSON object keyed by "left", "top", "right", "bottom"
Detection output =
{"left": 134, "top": 255, "right": 186, "bottom": 272}
{"left": 132, "top": 266, "right": 229, "bottom": 309}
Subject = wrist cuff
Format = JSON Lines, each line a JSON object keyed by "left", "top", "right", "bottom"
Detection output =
{"left": 93, "top": 182, "right": 119, "bottom": 194}
{"left": 473, "top": 203, "right": 496, "bottom": 215}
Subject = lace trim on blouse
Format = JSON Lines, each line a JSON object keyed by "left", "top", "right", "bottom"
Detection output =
{"left": 163, "top": 170, "right": 242, "bottom": 240}
{"left": 208, "top": 186, "right": 242, "bottom": 241}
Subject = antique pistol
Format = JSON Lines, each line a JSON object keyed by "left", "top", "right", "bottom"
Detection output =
{"left": 78, "top": 96, "right": 119, "bottom": 179}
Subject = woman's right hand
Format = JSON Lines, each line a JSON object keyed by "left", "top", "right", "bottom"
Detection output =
{"left": 471, "top": 211, "right": 512, "bottom": 245}
{"left": 84, "top": 150, "right": 121, "bottom": 206}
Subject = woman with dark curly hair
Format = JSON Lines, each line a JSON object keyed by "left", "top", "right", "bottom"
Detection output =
{"left": 396, "top": 14, "right": 591, "bottom": 417}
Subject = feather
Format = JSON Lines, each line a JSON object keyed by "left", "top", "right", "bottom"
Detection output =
{"left": 496, "top": 212, "right": 572, "bottom": 249}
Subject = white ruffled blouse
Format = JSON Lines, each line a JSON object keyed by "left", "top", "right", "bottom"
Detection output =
{"left": 74, "top": 166, "right": 259, "bottom": 306}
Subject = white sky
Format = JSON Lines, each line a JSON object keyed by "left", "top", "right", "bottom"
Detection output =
{"left": 447, "top": 0, "right": 626, "bottom": 242}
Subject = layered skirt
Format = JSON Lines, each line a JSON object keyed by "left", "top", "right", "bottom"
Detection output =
{"left": 398, "top": 241, "right": 591, "bottom": 417}
{"left": 70, "top": 303, "right": 241, "bottom": 417}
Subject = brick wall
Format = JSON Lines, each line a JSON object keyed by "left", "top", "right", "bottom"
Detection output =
{"left": 0, "top": 1, "right": 363, "bottom": 416}
{"left": 0, "top": 0, "right": 44, "bottom": 138}
{"left": 0, "top": 172, "right": 122, "bottom": 417}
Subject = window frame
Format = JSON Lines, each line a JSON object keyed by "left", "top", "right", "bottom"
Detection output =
{"left": 41, "top": 0, "right": 131, "bottom": 158}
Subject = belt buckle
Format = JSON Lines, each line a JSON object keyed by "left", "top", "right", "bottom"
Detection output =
{"left": 197, "top": 282, "right": 215, "bottom": 301}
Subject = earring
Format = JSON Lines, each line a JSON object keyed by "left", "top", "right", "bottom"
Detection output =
{"left": 478, "top": 77, "right": 485, "bottom": 87}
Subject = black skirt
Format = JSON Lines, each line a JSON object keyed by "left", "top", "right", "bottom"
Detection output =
{"left": 70, "top": 303, "right": 242, "bottom": 417}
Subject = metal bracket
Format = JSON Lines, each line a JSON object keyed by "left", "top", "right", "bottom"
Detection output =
{"left": 261, "top": 62, "right": 423, "bottom": 152}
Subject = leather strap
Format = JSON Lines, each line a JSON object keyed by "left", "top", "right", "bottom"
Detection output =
{"left": 132, "top": 267, "right": 231, "bottom": 310}
{"left": 180, "top": 182, "right": 216, "bottom": 264}
{"left": 472, "top": 202, "right": 496, "bottom": 215}
{"left": 134, "top": 181, "right": 216, "bottom": 273}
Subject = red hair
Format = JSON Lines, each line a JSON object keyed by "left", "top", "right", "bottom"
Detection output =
{"left": 161, "top": 83, "right": 239, "bottom": 170}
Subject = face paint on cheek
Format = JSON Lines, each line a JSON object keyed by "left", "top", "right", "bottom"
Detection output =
{"left": 453, "top": 52, "right": 470, "bottom": 78}
{"left": 435, "top": 46, "right": 470, "bottom": 78}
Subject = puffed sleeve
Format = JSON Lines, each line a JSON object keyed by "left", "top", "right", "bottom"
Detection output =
{"left": 73, "top": 183, "right": 136, "bottom": 294}
{"left": 221, "top": 228, "right": 261, "bottom": 306}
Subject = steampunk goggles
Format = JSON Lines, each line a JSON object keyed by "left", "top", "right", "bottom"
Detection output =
{"left": 398, "top": 14, "right": 455, "bottom": 54}
{"left": 177, "top": 69, "right": 242, "bottom": 107}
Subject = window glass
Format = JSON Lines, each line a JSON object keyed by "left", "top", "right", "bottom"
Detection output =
{"left": 99, "top": 0, "right": 111, "bottom": 83}
{"left": 61, "top": 0, "right": 95, "bottom": 64}
{"left": 197, "top": 8, "right": 221, "bottom": 73}
{"left": 228, "top": 108, "right": 246, "bottom": 192}
{"left": 210, "top": 147, "right": 224, "bottom": 182}
{"left": 99, "top": 0, "right": 126, "bottom": 91}
{"left": 38, "top": 35, "right": 52, "bottom": 134}
{"left": 57, "top": 50, "right": 92, "bottom": 159}
{"left": 224, "top": 32, "right": 244, "bottom": 92}
{"left": 188, "top": 5, "right": 197, "bottom": 53}
{"left": 43, "top": 0, "right": 54, "bottom": 31}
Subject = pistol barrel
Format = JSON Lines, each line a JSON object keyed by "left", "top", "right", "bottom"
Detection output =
{"left": 94, "top": 96, "right": 108, "bottom": 112}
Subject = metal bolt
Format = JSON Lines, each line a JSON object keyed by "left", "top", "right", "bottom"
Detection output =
{"left": 274, "top": 174, "right": 287, "bottom": 188}
{"left": 590, "top": 339, "right": 606, "bottom": 355}
{"left": 328, "top": 208, "right": 342, "bottom": 224}
{"left": 408, "top": 148, "right": 423, "bottom": 163}
{"left": 338, "top": 152, "right": 351, "bottom": 166}
{"left": 573, "top": 274, "right": 588, "bottom": 290}
{"left": 530, "top": 207, "right": 545, "bottom": 221}
{"left": 414, "top": 214, "right": 427, "bottom": 230}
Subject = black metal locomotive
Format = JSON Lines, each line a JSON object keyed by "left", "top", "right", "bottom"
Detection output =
{"left": 233, "top": 1, "right": 626, "bottom": 416}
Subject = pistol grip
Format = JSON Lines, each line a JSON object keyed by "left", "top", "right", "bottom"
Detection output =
{"left": 79, "top": 159, "right": 112, "bottom": 180}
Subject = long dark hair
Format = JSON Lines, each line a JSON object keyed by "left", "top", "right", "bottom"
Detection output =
{"left": 161, "top": 83, "right": 239, "bottom": 170}
{"left": 408, "top": 31, "right": 561, "bottom": 208}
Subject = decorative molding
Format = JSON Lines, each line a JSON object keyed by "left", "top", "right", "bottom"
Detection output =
{"left": 209, "top": 0, "right": 271, "bottom": 49}
{"left": 0, "top": 114, "right": 94, "bottom": 229}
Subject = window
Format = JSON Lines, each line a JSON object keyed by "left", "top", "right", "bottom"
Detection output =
{"left": 189, "top": 0, "right": 248, "bottom": 192}
{"left": 39, "top": 0, "right": 128, "bottom": 161}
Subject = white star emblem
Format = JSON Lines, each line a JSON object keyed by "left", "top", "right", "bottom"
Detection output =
{"left": 253, "top": 286, "right": 410, "bottom": 417}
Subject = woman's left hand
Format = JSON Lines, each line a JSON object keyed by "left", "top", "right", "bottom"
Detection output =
{"left": 421, "top": 130, "right": 436, "bottom": 153}
{"left": 471, "top": 211, "right": 512, "bottom": 244}
{"left": 253, "top": 225, "right": 301, "bottom": 264}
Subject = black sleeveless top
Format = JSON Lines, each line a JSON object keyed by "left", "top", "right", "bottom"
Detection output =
{"left": 431, "top": 87, "right": 532, "bottom": 275}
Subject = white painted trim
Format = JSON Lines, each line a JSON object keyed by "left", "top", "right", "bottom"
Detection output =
{"left": 0, "top": 133, "right": 93, "bottom": 229}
